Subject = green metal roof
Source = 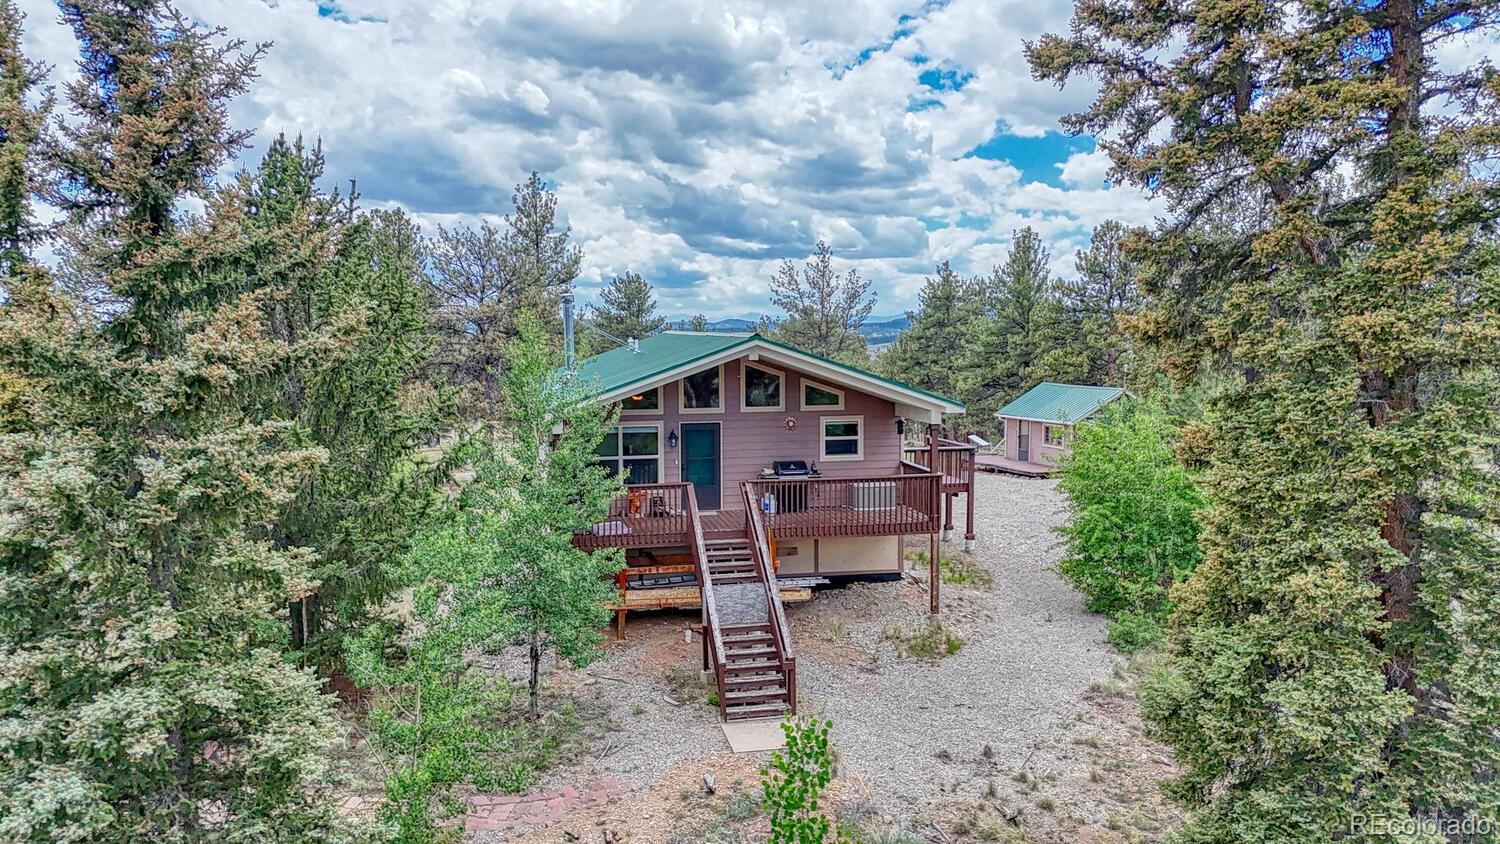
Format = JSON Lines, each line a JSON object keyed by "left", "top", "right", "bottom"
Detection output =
{"left": 994, "top": 382, "right": 1126, "bottom": 424}
{"left": 567, "top": 331, "right": 964, "bottom": 412}
{"left": 571, "top": 331, "right": 752, "bottom": 397}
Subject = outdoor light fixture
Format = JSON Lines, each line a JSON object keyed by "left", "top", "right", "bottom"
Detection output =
{"left": 667, "top": 429, "right": 678, "bottom": 449}
{"left": 895, "top": 419, "right": 905, "bottom": 437}
{"left": 630, "top": 394, "right": 645, "bottom": 401}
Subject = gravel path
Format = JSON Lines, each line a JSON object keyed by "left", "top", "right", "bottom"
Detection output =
{"left": 542, "top": 472, "right": 1120, "bottom": 822}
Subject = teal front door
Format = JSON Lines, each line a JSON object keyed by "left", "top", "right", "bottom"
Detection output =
{"left": 681, "top": 423, "right": 720, "bottom": 510}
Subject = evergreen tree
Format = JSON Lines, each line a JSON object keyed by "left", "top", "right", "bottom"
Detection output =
{"left": 0, "top": 0, "right": 48, "bottom": 280}
{"left": 226, "top": 137, "right": 454, "bottom": 665}
{"left": 1032, "top": 2, "right": 1500, "bottom": 839}
{"left": 0, "top": 4, "right": 370, "bottom": 839}
{"left": 590, "top": 270, "right": 665, "bottom": 341}
{"left": 1056, "top": 220, "right": 1142, "bottom": 385}
{"left": 427, "top": 172, "right": 580, "bottom": 414}
{"left": 688, "top": 313, "right": 709, "bottom": 331}
{"left": 877, "top": 261, "right": 981, "bottom": 414}
{"left": 959, "top": 228, "right": 1082, "bottom": 420}
{"left": 768, "top": 240, "right": 874, "bottom": 363}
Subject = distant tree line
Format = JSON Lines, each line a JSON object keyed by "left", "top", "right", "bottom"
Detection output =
{"left": 879, "top": 220, "right": 1147, "bottom": 433}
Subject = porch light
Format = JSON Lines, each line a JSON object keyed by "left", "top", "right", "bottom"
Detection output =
{"left": 630, "top": 394, "right": 645, "bottom": 401}
{"left": 895, "top": 419, "right": 905, "bottom": 437}
{"left": 667, "top": 428, "right": 678, "bottom": 449}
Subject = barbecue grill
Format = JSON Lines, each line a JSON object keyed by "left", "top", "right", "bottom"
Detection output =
{"left": 763, "top": 460, "right": 813, "bottom": 513}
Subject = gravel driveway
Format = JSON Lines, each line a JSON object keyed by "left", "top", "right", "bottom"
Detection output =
{"left": 544, "top": 472, "right": 1121, "bottom": 824}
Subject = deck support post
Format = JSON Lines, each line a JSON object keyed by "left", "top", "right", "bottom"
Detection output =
{"left": 943, "top": 492, "right": 954, "bottom": 541}
{"left": 928, "top": 424, "right": 942, "bottom": 616}
{"left": 964, "top": 472, "right": 977, "bottom": 554}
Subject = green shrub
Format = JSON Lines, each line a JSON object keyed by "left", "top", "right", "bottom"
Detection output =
{"left": 1055, "top": 403, "right": 1203, "bottom": 649}
{"left": 762, "top": 717, "right": 837, "bottom": 844}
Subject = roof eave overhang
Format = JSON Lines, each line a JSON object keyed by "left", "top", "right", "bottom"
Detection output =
{"left": 590, "top": 338, "right": 964, "bottom": 420}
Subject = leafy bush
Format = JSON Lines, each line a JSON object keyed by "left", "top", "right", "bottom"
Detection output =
{"left": 762, "top": 717, "right": 838, "bottom": 844}
{"left": 1055, "top": 403, "right": 1203, "bottom": 651}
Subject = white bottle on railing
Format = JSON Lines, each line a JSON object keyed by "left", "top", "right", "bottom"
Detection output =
{"left": 761, "top": 491, "right": 777, "bottom": 516}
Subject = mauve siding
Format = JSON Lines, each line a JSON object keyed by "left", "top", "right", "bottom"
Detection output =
{"left": 1000, "top": 416, "right": 1070, "bottom": 465}
{"left": 619, "top": 356, "right": 901, "bottom": 509}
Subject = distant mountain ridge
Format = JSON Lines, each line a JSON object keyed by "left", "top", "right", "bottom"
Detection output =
{"left": 662, "top": 314, "right": 910, "bottom": 346}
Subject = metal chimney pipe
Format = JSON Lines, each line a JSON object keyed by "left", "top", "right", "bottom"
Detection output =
{"left": 561, "top": 291, "right": 576, "bottom": 371}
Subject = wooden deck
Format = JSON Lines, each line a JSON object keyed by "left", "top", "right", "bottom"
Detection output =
{"left": 974, "top": 454, "right": 1055, "bottom": 477}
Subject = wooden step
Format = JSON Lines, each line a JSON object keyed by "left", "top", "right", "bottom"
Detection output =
{"left": 721, "top": 624, "right": 771, "bottom": 635}
{"left": 723, "top": 658, "right": 780, "bottom": 673}
{"left": 711, "top": 574, "right": 758, "bottom": 585}
{"left": 722, "top": 631, "right": 772, "bottom": 645}
{"left": 724, "top": 671, "right": 783, "bottom": 688}
{"left": 725, "top": 701, "right": 789, "bottom": 721}
{"left": 725, "top": 645, "right": 776, "bottom": 659}
{"left": 724, "top": 687, "right": 788, "bottom": 704}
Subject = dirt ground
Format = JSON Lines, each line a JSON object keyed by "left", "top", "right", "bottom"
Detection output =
{"left": 463, "top": 474, "right": 1184, "bottom": 843}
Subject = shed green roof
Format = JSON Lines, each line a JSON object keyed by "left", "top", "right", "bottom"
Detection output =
{"left": 995, "top": 382, "right": 1126, "bottom": 424}
{"left": 567, "top": 330, "right": 964, "bottom": 412}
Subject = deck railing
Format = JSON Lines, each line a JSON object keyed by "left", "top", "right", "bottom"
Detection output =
{"left": 574, "top": 482, "right": 692, "bottom": 550}
{"left": 902, "top": 437, "right": 977, "bottom": 492}
{"left": 741, "top": 483, "right": 797, "bottom": 715}
{"left": 742, "top": 472, "right": 942, "bottom": 539}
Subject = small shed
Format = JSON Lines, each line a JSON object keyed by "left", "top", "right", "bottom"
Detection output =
{"left": 992, "top": 382, "right": 1126, "bottom": 473}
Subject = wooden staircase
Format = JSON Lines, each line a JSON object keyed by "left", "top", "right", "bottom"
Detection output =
{"left": 687, "top": 488, "right": 798, "bottom": 722}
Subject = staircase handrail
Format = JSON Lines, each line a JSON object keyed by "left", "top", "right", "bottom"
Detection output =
{"left": 685, "top": 484, "right": 729, "bottom": 719}
{"left": 741, "top": 482, "right": 797, "bottom": 713}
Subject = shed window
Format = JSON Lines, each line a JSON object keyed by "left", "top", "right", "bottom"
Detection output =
{"left": 1043, "top": 425, "right": 1065, "bottom": 446}
{"left": 680, "top": 366, "right": 722, "bottom": 412}
{"left": 595, "top": 424, "right": 661, "bottom": 484}
{"left": 743, "top": 363, "right": 784, "bottom": 410}
{"left": 820, "top": 416, "right": 863, "bottom": 461}
{"left": 801, "top": 380, "right": 844, "bottom": 410}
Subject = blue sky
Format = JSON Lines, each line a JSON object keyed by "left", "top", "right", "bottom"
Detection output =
{"left": 18, "top": 0, "right": 1167, "bottom": 318}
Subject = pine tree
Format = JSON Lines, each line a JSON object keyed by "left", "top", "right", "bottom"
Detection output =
{"left": 1056, "top": 220, "right": 1141, "bottom": 385}
{"left": 0, "top": 0, "right": 48, "bottom": 280}
{"left": 877, "top": 261, "right": 981, "bottom": 415}
{"left": 688, "top": 313, "right": 709, "bottom": 331}
{"left": 0, "top": 4, "right": 371, "bottom": 839}
{"left": 1031, "top": 2, "right": 1500, "bottom": 839}
{"left": 768, "top": 240, "right": 875, "bottom": 363}
{"left": 427, "top": 172, "right": 580, "bottom": 414}
{"left": 225, "top": 137, "right": 454, "bottom": 665}
{"left": 959, "top": 228, "right": 1082, "bottom": 419}
{"left": 590, "top": 270, "right": 665, "bottom": 341}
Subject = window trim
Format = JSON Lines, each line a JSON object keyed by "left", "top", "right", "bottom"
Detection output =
{"left": 799, "top": 378, "right": 845, "bottom": 411}
{"left": 597, "top": 422, "right": 664, "bottom": 484}
{"left": 619, "top": 386, "right": 662, "bottom": 417}
{"left": 741, "top": 361, "right": 786, "bottom": 413}
{"left": 1043, "top": 424, "right": 1066, "bottom": 447}
{"left": 678, "top": 364, "right": 725, "bottom": 415}
{"left": 819, "top": 414, "right": 864, "bottom": 462}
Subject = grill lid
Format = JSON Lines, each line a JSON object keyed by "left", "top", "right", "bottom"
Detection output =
{"left": 772, "top": 459, "right": 810, "bottom": 476}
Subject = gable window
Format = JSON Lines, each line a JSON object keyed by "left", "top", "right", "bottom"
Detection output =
{"left": 801, "top": 379, "right": 844, "bottom": 411}
{"left": 595, "top": 424, "right": 661, "bottom": 484}
{"left": 820, "top": 416, "right": 863, "bottom": 461}
{"left": 621, "top": 387, "right": 660, "bottom": 414}
{"left": 1043, "top": 424, "right": 1065, "bottom": 447}
{"left": 743, "top": 362, "right": 784, "bottom": 411}
{"left": 680, "top": 365, "right": 722, "bottom": 413}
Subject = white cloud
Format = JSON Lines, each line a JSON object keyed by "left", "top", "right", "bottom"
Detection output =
{"left": 15, "top": 0, "right": 1165, "bottom": 317}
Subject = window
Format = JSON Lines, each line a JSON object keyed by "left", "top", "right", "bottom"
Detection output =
{"left": 620, "top": 387, "right": 659, "bottom": 414}
{"left": 820, "top": 416, "right": 863, "bottom": 461}
{"left": 595, "top": 424, "right": 661, "bottom": 484}
{"left": 679, "top": 365, "right": 722, "bottom": 413}
{"left": 801, "top": 379, "right": 844, "bottom": 411}
{"left": 1044, "top": 424, "right": 1065, "bottom": 447}
{"left": 742, "top": 362, "right": 784, "bottom": 411}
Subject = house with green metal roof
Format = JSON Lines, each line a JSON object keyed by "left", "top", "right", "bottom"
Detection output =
{"left": 565, "top": 328, "right": 981, "bottom": 719}
{"left": 993, "top": 382, "right": 1127, "bottom": 471}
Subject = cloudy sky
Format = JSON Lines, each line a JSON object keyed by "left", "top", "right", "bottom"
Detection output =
{"left": 17, "top": 0, "right": 1171, "bottom": 319}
